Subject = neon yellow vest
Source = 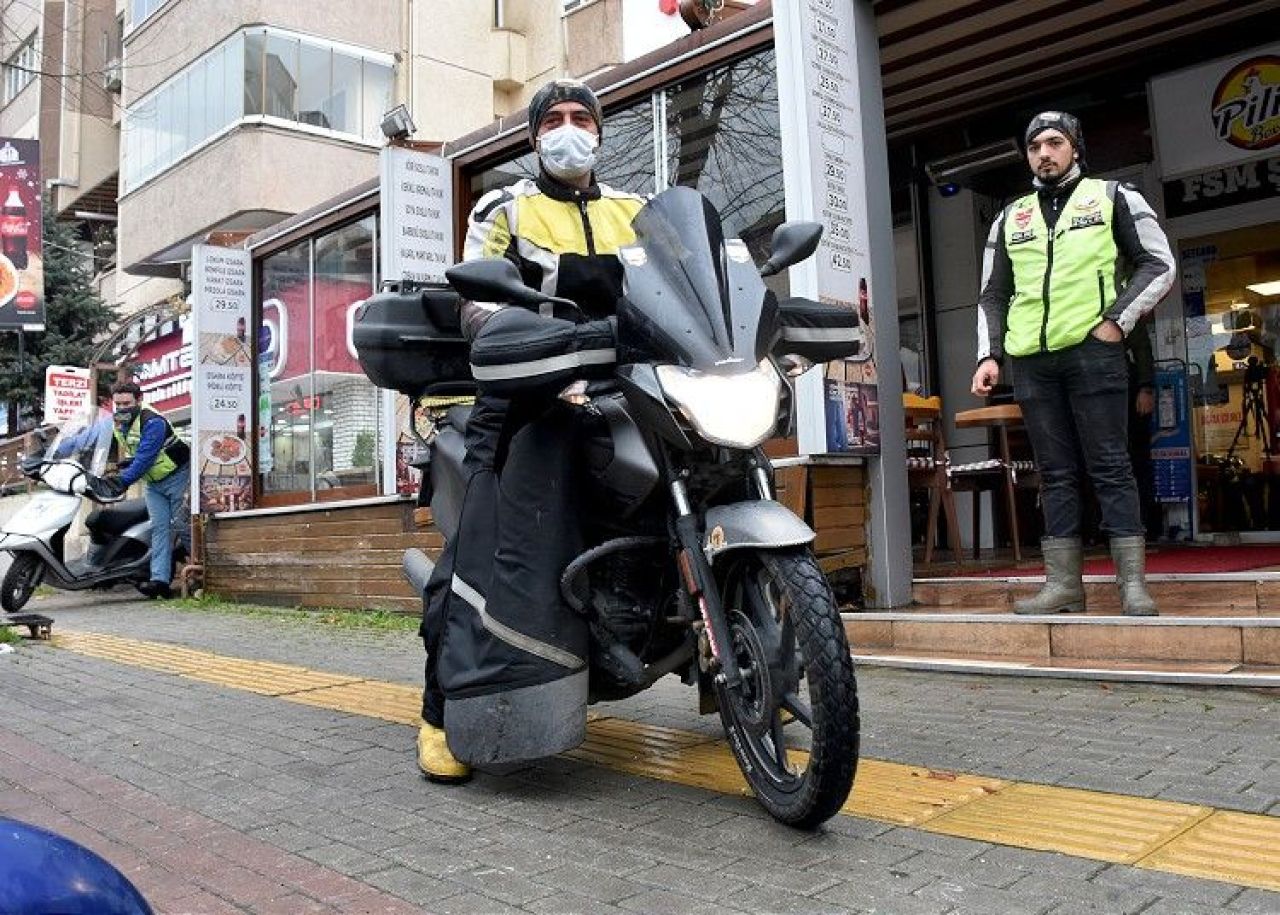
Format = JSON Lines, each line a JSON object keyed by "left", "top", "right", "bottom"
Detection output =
{"left": 115, "top": 408, "right": 179, "bottom": 483}
{"left": 1003, "top": 177, "right": 1118, "bottom": 357}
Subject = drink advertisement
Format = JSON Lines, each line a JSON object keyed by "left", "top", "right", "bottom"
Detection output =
{"left": 0, "top": 138, "right": 44, "bottom": 331}
{"left": 191, "top": 244, "right": 254, "bottom": 514}
{"left": 774, "top": 0, "right": 879, "bottom": 455}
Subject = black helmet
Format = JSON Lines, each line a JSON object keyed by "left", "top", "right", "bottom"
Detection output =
{"left": 1024, "top": 110, "right": 1085, "bottom": 166}
{"left": 527, "top": 78, "right": 603, "bottom": 146}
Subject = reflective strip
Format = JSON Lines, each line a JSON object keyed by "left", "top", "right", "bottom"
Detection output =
{"left": 471, "top": 348, "right": 616, "bottom": 382}
{"left": 450, "top": 575, "right": 584, "bottom": 670}
{"left": 781, "top": 326, "right": 859, "bottom": 343}
{"left": 1112, "top": 185, "right": 1175, "bottom": 334}
{"left": 976, "top": 216, "right": 1003, "bottom": 361}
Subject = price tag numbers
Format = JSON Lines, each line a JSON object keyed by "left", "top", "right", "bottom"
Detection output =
{"left": 828, "top": 220, "right": 852, "bottom": 243}
{"left": 209, "top": 297, "right": 238, "bottom": 312}
{"left": 826, "top": 190, "right": 849, "bottom": 213}
{"left": 818, "top": 72, "right": 840, "bottom": 95}
{"left": 819, "top": 102, "right": 843, "bottom": 129}
{"left": 830, "top": 250, "right": 852, "bottom": 273}
{"left": 811, "top": 0, "right": 835, "bottom": 12}
{"left": 209, "top": 397, "right": 240, "bottom": 412}
{"left": 825, "top": 161, "right": 847, "bottom": 183}
{"left": 815, "top": 44, "right": 839, "bottom": 67}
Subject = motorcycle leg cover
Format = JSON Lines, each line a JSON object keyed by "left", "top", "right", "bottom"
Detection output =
{"left": 421, "top": 396, "right": 509, "bottom": 727}
{"left": 468, "top": 307, "right": 616, "bottom": 397}
{"left": 437, "top": 406, "right": 590, "bottom": 765}
{"left": 773, "top": 296, "right": 864, "bottom": 363}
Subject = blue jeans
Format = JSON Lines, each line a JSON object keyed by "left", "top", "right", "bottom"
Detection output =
{"left": 1011, "top": 335, "right": 1142, "bottom": 539}
{"left": 144, "top": 464, "right": 192, "bottom": 584}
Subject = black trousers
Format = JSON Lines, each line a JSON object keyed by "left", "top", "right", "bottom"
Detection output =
{"left": 1011, "top": 335, "right": 1143, "bottom": 540}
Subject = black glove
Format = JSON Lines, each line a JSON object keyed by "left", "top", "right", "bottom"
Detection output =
{"left": 19, "top": 453, "right": 44, "bottom": 478}
{"left": 88, "top": 473, "right": 128, "bottom": 501}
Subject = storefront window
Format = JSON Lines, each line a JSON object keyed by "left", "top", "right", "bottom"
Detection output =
{"left": 258, "top": 219, "right": 380, "bottom": 504}
{"left": 313, "top": 217, "right": 380, "bottom": 497}
{"left": 261, "top": 241, "right": 313, "bottom": 498}
{"left": 663, "top": 49, "right": 784, "bottom": 263}
{"left": 1181, "top": 221, "right": 1280, "bottom": 533}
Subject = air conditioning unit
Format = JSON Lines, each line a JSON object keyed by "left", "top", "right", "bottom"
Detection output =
{"left": 103, "top": 58, "right": 122, "bottom": 93}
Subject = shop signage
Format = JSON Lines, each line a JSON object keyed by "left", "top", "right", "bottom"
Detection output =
{"left": 775, "top": 0, "right": 879, "bottom": 455}
{"left": 191, "top": 244, "right": 254, "bottom": 514}
{"left": 378, "top": 146, "right": 454, "bottom": 285}
{"left": 1162, "top": 153, "right": 1280, "bottom": 218}
{"left": 42, "top": 365, "right": 93, "bottom": 425}
{"left": 0, "top": 138, "right": 44, "bottom": 331}
{"left": 1151, "top": 43, "right": 1280, "bottom": 179}
{"left": 133, "top": 318, "right": 193, "bottom": 413}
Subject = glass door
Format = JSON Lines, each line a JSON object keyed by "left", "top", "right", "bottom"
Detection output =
{"left": 1180, "top": 220, "right": 1280, "bottom": 533}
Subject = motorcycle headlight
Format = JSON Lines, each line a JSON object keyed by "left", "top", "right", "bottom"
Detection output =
{"left": 656, "top": 359, "right": 782, "bottom": 448}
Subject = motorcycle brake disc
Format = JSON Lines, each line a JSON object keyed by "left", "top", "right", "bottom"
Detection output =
{"left": 725, "top": 610, "right": 774, "bottom": 737}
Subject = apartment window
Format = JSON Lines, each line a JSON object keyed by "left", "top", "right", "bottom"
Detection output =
{"left": 129, "top": 0, "right": 168, "bottom": 30}
{"left": 3, "top": 34, "right": 38, "bottom": 105}
{"left": 123, "top": 28, "right": 393, "bottom": 193}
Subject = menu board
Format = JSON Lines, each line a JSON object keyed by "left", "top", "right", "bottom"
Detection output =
{"left": 190, "top": 244, "right": 254, "bottom": 513}
{"left": 775, "top": 0, "right": 879, "bottom": 455}
{"left": 379, "top": 146, "right": 454, "bottom": 285}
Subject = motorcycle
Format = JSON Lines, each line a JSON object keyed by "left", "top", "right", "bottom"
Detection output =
{"left": 359, "top": 187, "right": 862, "bottom": 827}
{"left": 0, "top": 407, "right": 158, "bottom": 612}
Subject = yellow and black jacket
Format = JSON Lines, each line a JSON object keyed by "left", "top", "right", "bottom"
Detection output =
{"left": 460, "top": 173, "right": 644, "bottom": 394}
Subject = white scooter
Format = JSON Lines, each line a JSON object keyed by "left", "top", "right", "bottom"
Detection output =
{"left": 0, "top": 407, "right": 157, "bottom": 612}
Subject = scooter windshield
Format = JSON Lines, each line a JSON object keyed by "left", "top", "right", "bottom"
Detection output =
{"left": 618, "top": 187, "right": 776, "bottom": 371}
{"left": 44, "top": 407, "right": 115, "bottom": 476}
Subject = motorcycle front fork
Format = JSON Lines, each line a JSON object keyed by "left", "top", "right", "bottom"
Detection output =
{"left": 668, "top": 449, "right": 774, "bottom": 691}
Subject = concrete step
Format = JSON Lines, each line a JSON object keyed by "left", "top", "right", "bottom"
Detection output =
{"left": 912, "top": 572, "right": 1280, "bottom": 615}
{"left": 843, "top": 608, "right": 1280, "bottom": 687}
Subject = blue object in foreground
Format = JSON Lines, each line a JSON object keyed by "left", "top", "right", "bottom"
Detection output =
{"left": 0, "top": 818, "right": 153, "bottom": 915}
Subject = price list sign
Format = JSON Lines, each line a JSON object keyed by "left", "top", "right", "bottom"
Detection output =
{"left": 379, "top": 146, "right": 454, "bottom": 285}
{"left": 191, "top": 244, "right": 254, "bottom": 514}
{"left": 775, "top": 0, "right": 879, "bottom": 455}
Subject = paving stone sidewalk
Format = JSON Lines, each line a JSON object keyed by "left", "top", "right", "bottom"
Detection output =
{"left": 0, "top": 590, "right": 1277, "bottom": 914}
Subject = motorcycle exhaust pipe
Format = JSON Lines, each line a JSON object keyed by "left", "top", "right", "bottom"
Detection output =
{"left": 403, "top": 548, "right": 436, "bottom": 597}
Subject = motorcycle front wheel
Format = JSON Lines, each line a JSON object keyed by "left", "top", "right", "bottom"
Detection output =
{"left": 716, "top": 547, "right": 859, "bottom": 828}
{"left": 2, "top": 553, "right": 46, "bottom": 612}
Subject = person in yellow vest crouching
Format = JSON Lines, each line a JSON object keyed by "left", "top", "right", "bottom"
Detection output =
{"left": 970, "top": 111, "right": 1175, "bottom": 616}
{"left": 105, "top": 381, "right": 192, "bottom": 599}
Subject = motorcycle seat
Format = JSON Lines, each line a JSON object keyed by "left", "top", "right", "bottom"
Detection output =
{"left": 86, "top": 499, "right": 149, "bottom": 537}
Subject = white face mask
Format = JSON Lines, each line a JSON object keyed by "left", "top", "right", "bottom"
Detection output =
{"left": 538, "top": 124, "right": 599, "bottom": 182}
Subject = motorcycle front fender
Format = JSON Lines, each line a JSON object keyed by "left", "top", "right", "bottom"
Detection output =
{"left": 701, "top": 500, "right": 815, "bottom": 563}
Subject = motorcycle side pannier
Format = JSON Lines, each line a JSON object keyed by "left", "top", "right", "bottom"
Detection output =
{"left": 352, "top": 284, "right": 474, "bottom": 396}
{"left": 774, "top": 296, "right": 864, "bottom": 363}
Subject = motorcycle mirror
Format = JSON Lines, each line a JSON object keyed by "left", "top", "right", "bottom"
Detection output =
{"left": 447, "top": 258, "right": 548, "bottom": 309}
{"left": 759, "top": 222, "right": 824, "bottom": 277}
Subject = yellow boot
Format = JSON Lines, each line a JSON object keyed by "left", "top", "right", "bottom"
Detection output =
{"left": 416, "top": 721, "right": 471, "bottom": 784}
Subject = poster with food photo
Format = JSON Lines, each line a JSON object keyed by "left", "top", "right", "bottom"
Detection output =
{"left": 0, "top": 138, "right": 44, "bottom": 331}
{"left": 191, "top": 244, "right": 254, "bottom": 514}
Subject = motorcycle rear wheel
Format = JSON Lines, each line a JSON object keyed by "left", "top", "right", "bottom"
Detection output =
{"left": 2, "top": 553, "right": 46, "bottom": 612}
{"left": 716, "top": 547, "right": 859, "bottom": 828}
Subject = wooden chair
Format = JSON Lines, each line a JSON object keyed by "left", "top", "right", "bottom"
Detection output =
{"left": 952, "top": 405, "right": 1039, "bottom": 562}
{"left": 903, "top": 394, "right": 962, "bottom": 564}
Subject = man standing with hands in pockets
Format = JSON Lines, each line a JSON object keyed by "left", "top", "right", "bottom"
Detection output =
{"left": 970, "top": 111, "right": 1175, "bottom": 616}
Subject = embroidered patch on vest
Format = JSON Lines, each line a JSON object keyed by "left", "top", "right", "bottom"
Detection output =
{"left": 1069, "top": 212, "right": 1104, "bottom": 229}
{"left": 1010, "top": 230, "right": 1037, "bottom": 244}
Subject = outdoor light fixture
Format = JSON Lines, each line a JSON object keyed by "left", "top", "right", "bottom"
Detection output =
{"left": 924, "top": 139, "right": 1023, "bottom": 188}
{"left": 380, "top": 104, "right": 416, "bottom": 142}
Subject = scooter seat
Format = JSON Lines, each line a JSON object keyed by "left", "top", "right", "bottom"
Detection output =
{"left": 86, "top": 499, "right": 149, "bottom": 538}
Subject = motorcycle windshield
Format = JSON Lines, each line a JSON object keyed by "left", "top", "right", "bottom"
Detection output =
{"left": 45, "top": 407, "right": 115, "bottom": 476}
{"left": 618, "top": 187, "right": 775, "bottom": 371}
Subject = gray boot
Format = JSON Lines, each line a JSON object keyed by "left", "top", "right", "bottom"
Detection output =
{"left": 1014, "top": 537, "right": 1085, "bottom": 614}
{"left": 1110, "top": 535, "right": 1158, "bottom": 616}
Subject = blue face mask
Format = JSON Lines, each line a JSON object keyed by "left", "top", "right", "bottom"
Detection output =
{"left": 538, "top": 125, "right": 598, "bottom": 182}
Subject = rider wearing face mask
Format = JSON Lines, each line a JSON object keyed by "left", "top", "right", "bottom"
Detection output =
{"left": 415, "top": 79, "right": 644, "bottom": 783}
{"left": 105, "top": 381, "right": 192, "bottom": 599}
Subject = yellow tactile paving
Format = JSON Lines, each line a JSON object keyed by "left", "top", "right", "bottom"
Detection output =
{"left": 1138, "top": 810, "right": 1280, "bottom": 892}
{"left": 284, "top": 680, "right": 422, "bottom": 726}
{"left": 920, "top": 782, "right": 1214, "bottom": 864}
{"left": 52, "top": 629, "right": 1280, "bottom": 894}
